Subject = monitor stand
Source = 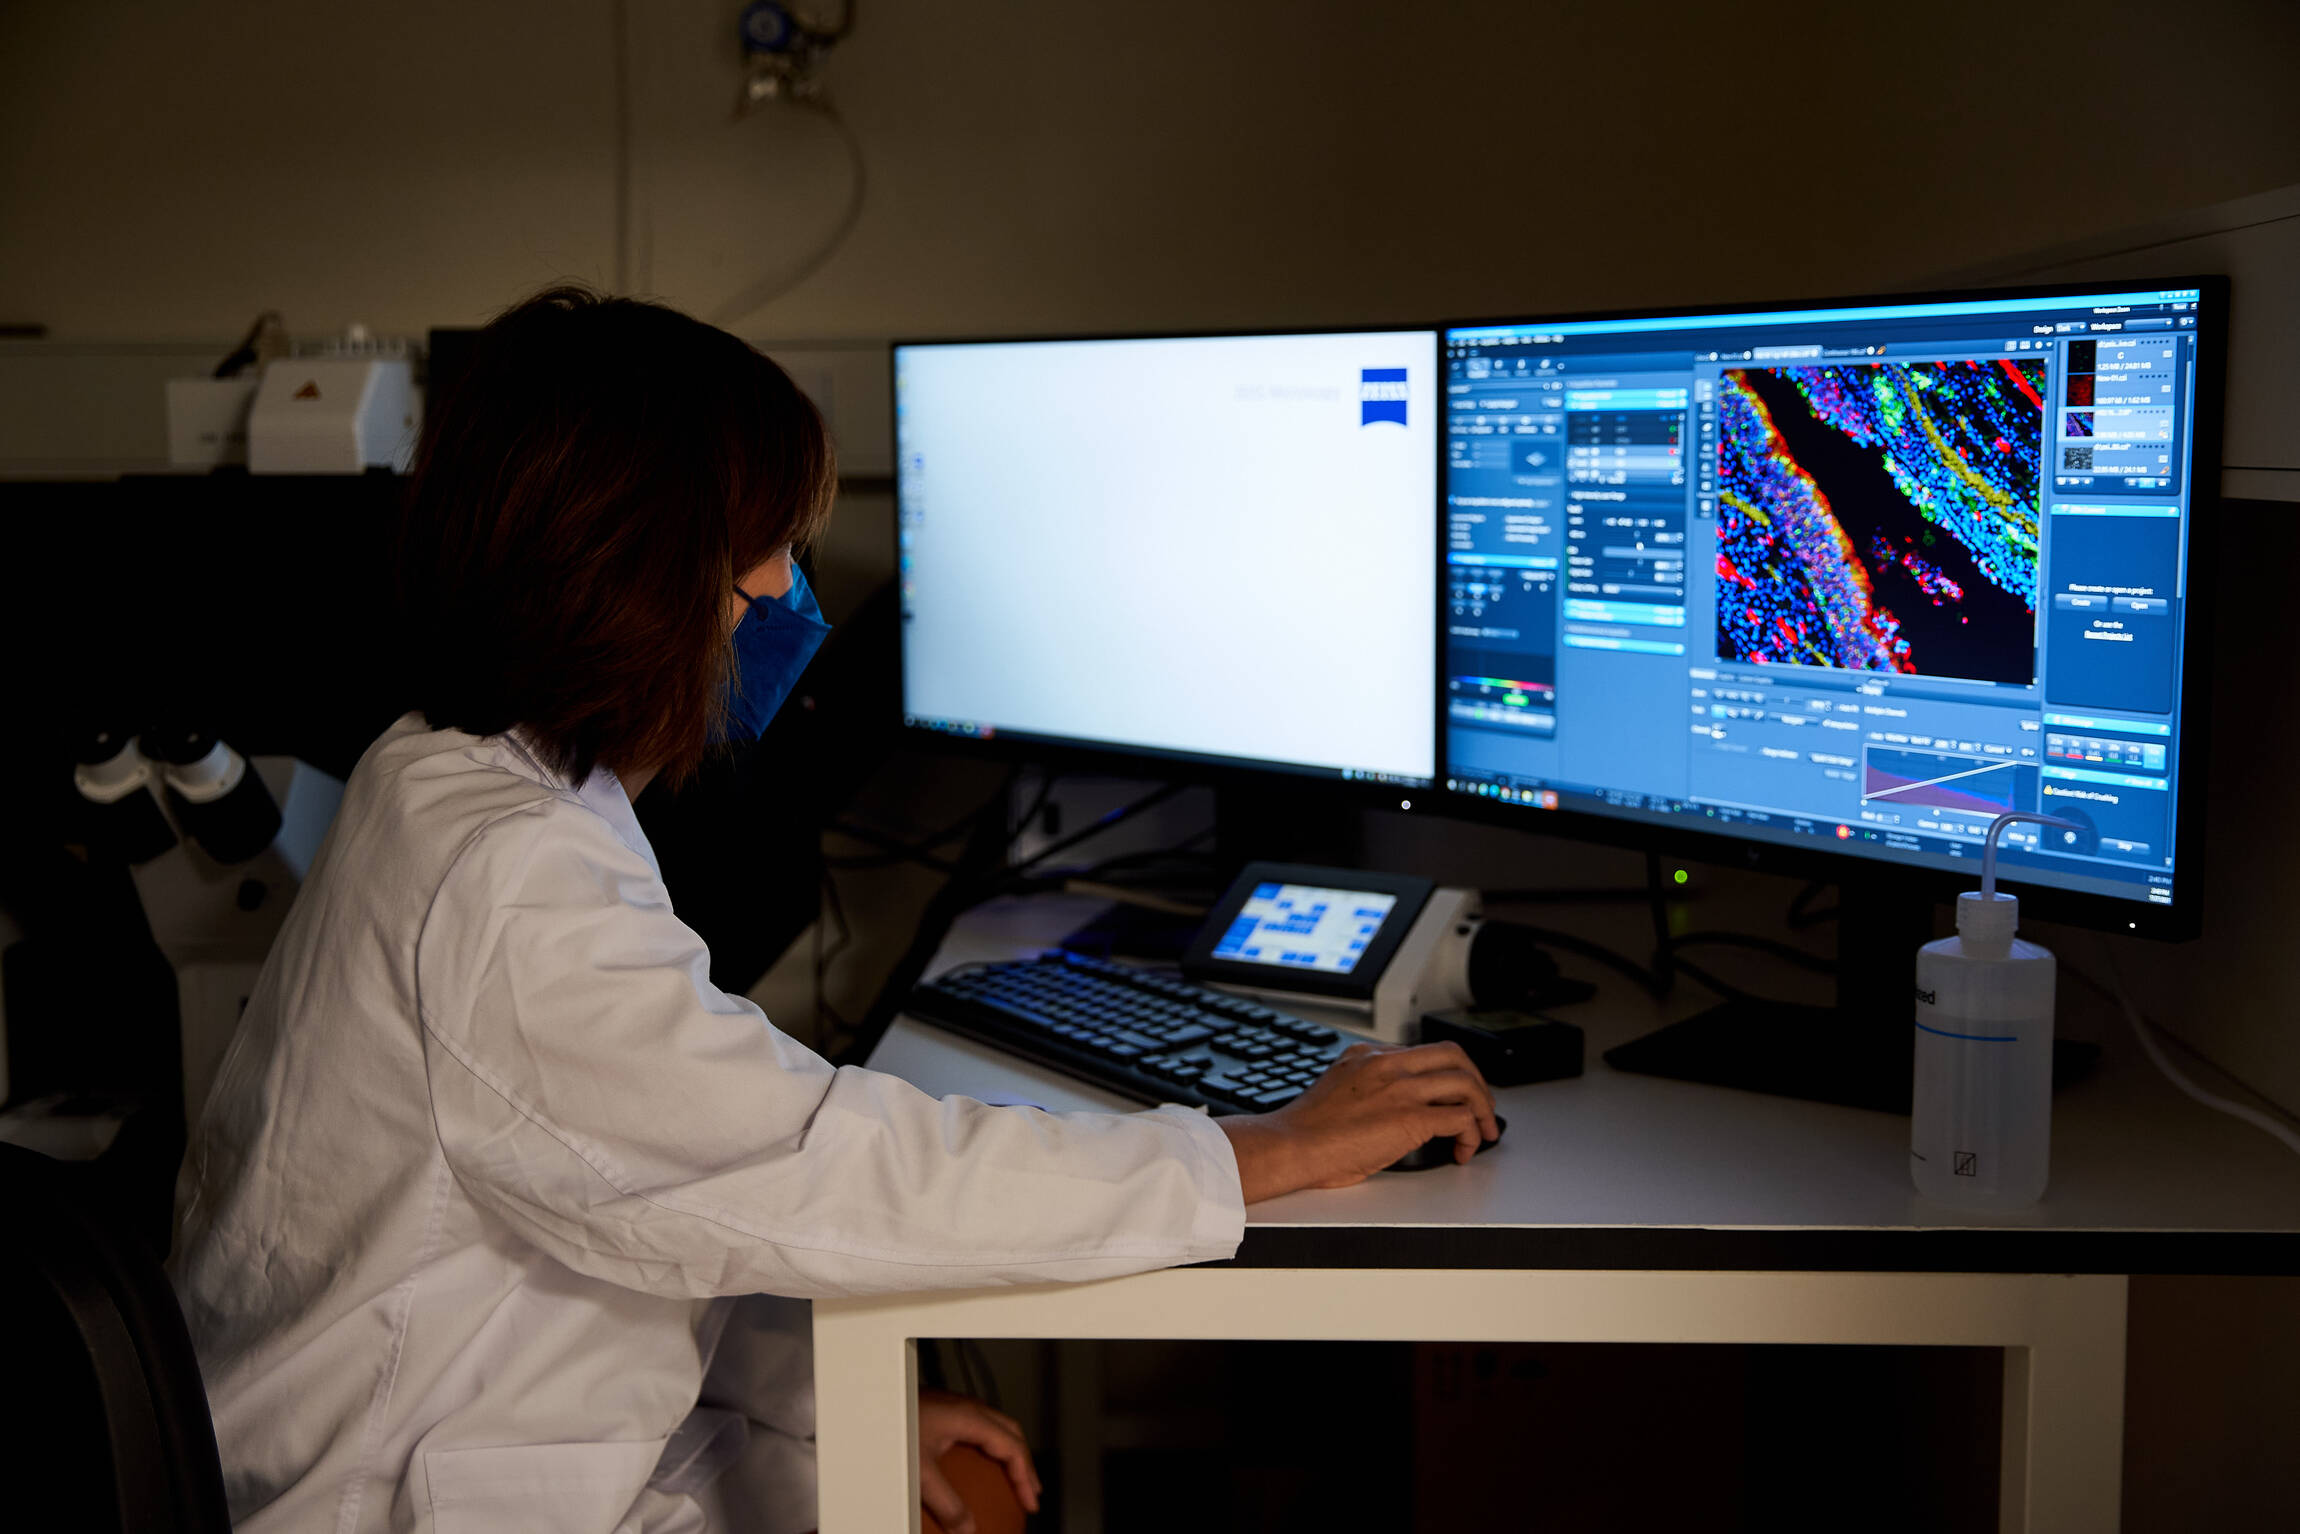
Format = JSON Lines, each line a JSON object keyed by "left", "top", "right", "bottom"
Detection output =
{"left": 1602, "top": 878, "right": 2097, "bottom": 1114}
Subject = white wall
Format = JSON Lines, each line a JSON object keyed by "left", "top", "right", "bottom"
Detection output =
{"left": 1937, "top": 184, "right": 2300, "bottom": 501}
{"left": 5, "top": 0, "right": 2300, "bottom": 345}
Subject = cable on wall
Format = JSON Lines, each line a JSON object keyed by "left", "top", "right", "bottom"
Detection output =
{"left": 706, "top": 100, "right": 867, "bottom": 328}
{"left": 607, "top": 2, "right": 866, "bottom": 319}
{"left": 707, "top": 1, "right": 865, "bottom": 327}
{"left": 2095, "top": 938, "right": 2300, "bottom": 1160}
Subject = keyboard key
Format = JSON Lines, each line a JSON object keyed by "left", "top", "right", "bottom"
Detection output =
{"left": 1249, "top": 1086, "right": 1298, "bottom": 1107}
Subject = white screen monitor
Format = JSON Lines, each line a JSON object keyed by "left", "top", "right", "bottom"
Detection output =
{"left": 895, "top": 329, "right": 1439, "bottom": 787}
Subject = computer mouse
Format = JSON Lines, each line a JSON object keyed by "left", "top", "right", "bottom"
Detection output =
{"left": 1385, "top": 1114, "right": 1507, "bottom": 1173}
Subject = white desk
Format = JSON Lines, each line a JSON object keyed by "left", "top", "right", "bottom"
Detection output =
{"left": 817, "top": 895, "right": 2300, "bottom": 1533}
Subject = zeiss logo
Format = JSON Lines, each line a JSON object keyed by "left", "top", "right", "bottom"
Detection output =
{"left": 1360, "top": 367, "right": 1408, "bottom": 426}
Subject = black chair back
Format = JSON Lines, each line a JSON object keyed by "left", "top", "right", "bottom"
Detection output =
{"left": 0, "top": 1142, "right": 230, "bottom": 1532}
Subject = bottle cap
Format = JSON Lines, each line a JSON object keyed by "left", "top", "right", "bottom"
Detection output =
{"left": 1956, "top": 890, "right": 2019, "bottom": 950}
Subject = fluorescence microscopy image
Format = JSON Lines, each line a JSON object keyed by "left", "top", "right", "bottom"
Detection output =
{"left": 1714, "top": 360, "right": 2042, "bottom": 684}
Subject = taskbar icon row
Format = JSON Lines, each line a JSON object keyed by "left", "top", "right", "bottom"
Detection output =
{"left": 1448, "top": 777, "right": 1558, "bottom": 809}
{"left": 907, "top": 715, "right": 995, "bottom": 739}
{"left": 1340, "top": 768, "right": 1432, "bottom": 788}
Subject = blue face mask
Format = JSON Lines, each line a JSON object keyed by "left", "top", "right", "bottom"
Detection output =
{"left": 718, "top": 563, "right": 832, "bottom": 742}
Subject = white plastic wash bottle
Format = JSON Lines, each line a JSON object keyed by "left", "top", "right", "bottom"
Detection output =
{"left": 1910, "top": 811, "right": 2081, "bottom": 1209}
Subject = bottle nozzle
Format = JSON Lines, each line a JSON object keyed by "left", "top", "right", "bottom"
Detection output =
{"left": 1979, "top": 810, "right": 2086, "bottom": 900}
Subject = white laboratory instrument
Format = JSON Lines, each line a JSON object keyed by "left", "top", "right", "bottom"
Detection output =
{"left": 247, "top": 351, "right": 418, "bottom": 473}
{"left": 1181, "top": 863, "right": 1484, "bottom": 1043}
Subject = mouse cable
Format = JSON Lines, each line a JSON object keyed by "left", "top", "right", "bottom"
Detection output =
{"left": 2094, "top": 940, "right": 2300, "bottom": 1160}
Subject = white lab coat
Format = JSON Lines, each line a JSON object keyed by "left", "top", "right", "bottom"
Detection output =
{"left": 171, "top": 715, "right": 1245, "bottom": 1534}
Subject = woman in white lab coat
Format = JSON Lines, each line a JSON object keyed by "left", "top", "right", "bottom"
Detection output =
{"left": 170, "top": 288, "right": 1499, "bottom": 1534}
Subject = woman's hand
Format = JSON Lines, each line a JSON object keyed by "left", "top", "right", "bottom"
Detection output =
{"left": 1217, "top": 1040, "right": 1500, "bottom": 1202}
{"left": 917, "top": 1389, "right": 1040, "bottom": 1534}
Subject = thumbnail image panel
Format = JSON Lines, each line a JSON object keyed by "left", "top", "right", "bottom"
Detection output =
{"left": 1715, "top": 361, "right": 2042, "bottom": 684}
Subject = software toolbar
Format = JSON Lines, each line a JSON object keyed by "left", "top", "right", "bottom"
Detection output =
{"left": 1445, "top": 288, "right": 2204, "bottom": 908}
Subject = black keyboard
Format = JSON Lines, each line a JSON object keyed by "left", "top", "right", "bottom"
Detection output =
{"left": 905, "top": 951, "right": 1352, "bottom": 1114}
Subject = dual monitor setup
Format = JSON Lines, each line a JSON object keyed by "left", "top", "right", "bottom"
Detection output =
{"left": 891, "top": 279, "right": 2222, "bottom": 1099}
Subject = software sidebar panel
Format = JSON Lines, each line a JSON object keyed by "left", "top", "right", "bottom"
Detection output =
{"left": 1444, "top": 285, "right": 2209, "bottom": 913}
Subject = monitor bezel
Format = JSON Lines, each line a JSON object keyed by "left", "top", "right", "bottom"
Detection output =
{"left": 887, "top": 323, "right": 1447, "bottom": 798}
{"left": 1432, "top": 275, "right": 2227, "bottom": 942}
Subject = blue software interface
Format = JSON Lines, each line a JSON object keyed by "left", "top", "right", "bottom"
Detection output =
{"left": 1212, "top": 883, "right": 1399, "bottom": 975}
{"left": 1443, "top": 286, "right": 2207, "bottom": 908}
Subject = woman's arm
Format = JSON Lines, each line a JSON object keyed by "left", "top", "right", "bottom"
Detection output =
{"left": 414, "top": 799, "right": 1246, "bottom": 1299}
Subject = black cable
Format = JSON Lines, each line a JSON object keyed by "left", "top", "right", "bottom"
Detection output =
{"left": 1511, "top": 925, "right": 1671, "bottom": 1000}
{"left": 1670, "top": 930, "right": 1836, "bottom": 977}
{"left": 1005, "top": 774, "right": 1059, "bottom": 852}
{"left": 1670, "top": 953, "right": 1761, "bottom": 1007}
{"left": 812, "top": 862, "right": 857, "bottom": 1045}
{"left": 1483, "top": 885, "right": 1659, "bottom": 906}
{"left": 999, "top": 783, "right": 1184, "bottom": 883}
{"left": 830, "top": 773, "right": 1035, "bottom": 863}
{"left": 1493, "top": 861, "right": 1822, "bottom": 1011}
{"left": 1786, "top": 880, "right": 1838, "bottom": 931}
{"left": 840, "top": 780, "right": 1189, "bottom": 1064}
{"left": 1069, "top": 834, "right": 1219, "bottom": 886}
{"left": 835, "top": 766, "right": 1028, "bottom": 1060}
{"left": 1644, "top": 851, "right": 1677, "bottom": 993}
{"left": 823, "top": 771, "right": 1060, "bottom": 875}
{"left": 822, "top": 820, "right": 959, "bottom": 873}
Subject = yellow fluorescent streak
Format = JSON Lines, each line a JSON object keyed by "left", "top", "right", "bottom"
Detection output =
{"left": 1889, "top": 370, "right": 2039, "bottom": 544}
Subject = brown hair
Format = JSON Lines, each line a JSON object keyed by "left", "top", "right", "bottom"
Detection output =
{"left": 395, "top": 286, "right": 835, "bottom": 788}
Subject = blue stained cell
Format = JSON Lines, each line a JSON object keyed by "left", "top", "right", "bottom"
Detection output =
{"left": 1254, "top": 883, "right": 1281, "bottom": 899}
{"left": 1348, "top": 940, "right": 1365, "bottom": 951}
{"left": 1244, "top": 947, "right": 1261, "bottom": 958}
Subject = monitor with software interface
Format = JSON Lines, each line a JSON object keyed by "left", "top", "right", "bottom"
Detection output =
{"left": 895, "top": 328, "right": 1440, "bottom": 787}
{"left": 1441, "top": 278, "right": 2223, "bottom": 938}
